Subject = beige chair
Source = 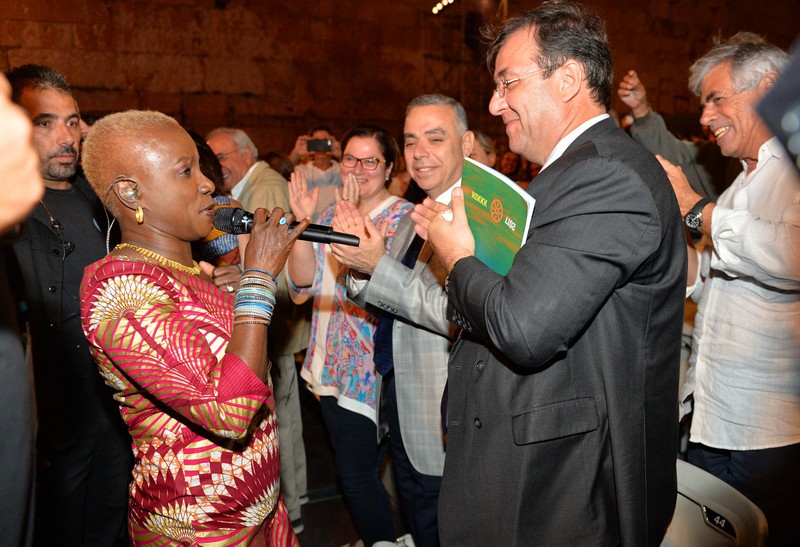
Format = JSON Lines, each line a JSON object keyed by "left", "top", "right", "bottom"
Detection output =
{"left": 661, "top": 459, "right": 768, "bottom": 546}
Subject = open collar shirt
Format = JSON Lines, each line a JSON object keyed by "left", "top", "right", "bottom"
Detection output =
{"left": 684, "top": 137, "right": 800, "bottom": 450}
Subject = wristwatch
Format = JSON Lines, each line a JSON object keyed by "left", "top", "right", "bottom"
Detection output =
{"left": 685, "top": 197, "right": 711, "bottom": 230}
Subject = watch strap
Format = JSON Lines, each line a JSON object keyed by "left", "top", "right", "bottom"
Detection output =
{"left": 685, "top": 197, "right": 711, "bottom": 229}
{"left": 687, "top": 197, "right": 711, "bottom": 218}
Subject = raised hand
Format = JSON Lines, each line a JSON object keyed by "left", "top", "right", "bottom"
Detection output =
{"left": 332, "top": 197, "right": 366, "bottom": 237}
{"left": 288, "top": 170, "right": 319, "bottom": 220}
{"left": 330, "top": 216, "right": 388, "bottom": 276}
{"left": 335, "top": 172, "right": 361, "bottom": 206}
{"left": 617, "top": 70, "right": 651, "bottom": 118}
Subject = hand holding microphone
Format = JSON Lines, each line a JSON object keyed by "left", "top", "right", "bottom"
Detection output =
{"left": 213, "top": 207, "right": 360, "bottom": 247}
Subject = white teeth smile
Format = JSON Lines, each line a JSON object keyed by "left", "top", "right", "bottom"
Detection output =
{"left": 714, "top": 126, "right": 730, "bottom": 139}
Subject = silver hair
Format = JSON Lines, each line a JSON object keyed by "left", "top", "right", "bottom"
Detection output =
{"left": 205, "top": 127, "right": 259, "bottom": 160}
{"left": 406, "top": 94, "right": 469, "bottom": 134}
{"left": 689, "top": 32, "right": 789, "bottom": 96}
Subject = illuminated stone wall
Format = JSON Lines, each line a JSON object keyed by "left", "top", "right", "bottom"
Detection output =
{"left": 1, "top": 0, "right": 796, "bottom": 153}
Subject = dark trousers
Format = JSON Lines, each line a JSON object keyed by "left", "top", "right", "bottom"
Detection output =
{"left": 320, "top": 396, "right": 395, "bottom": 545}
{"left": 385, "top": 372, "right": 442, "bottom": 547}
{"left": 688, "top": 442, "right": 800, "bottom": 547}
{"left": 36, "top": 425, "right": 132, "bottom": 547}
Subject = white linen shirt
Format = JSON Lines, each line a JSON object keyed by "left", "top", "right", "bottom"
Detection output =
{"left": 684, "top": 137, "right": 800, "bottom": 450}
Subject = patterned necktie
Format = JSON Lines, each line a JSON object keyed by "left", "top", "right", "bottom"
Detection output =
{"left": 372, "top": 234, "right": 425, "bottom": 375}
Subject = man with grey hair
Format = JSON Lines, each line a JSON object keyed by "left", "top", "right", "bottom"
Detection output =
{"left": 332, "top": 93, "right": 474, "bottom": 546}
{"left": 659, "top": 32, "right": 799, "bottom": 546}
{"left": 206, "top": 127, "right": 310, "bottom": 535}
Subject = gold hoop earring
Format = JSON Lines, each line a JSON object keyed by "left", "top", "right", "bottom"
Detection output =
{"left": 135, "top": 206, "right": 144, "bottom": 224}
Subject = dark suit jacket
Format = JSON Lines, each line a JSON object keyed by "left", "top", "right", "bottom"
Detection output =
{"left": 440, "top": 118, "right": 686, "bottom": 546}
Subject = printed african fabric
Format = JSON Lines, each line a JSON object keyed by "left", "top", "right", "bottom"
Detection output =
{"left": 80, "top": 255, "right": 297, "bottom": 546}
{"left": 192, "top": 195, "right": 241, "bottom": 266}
{"left": 289, "top": 197, "right": 412, "bottom": 423}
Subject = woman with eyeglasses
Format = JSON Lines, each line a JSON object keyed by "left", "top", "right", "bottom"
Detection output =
{"left": 79, "top": 110, "right": 310, "bottom": 546}
{"left": 286, "top": 124, "right": 412, "bottom": 546}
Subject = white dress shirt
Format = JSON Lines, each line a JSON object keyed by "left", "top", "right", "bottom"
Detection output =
{"left": 684, "top": 137, "right": 800, "bottom": 450}
{"left": 230, "top": 162, "right": 259, "bottom": 201}
{"left": 540, "top": 113, "right": 610, "bottom": 172}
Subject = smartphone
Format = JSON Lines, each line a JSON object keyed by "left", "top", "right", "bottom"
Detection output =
{"left": 306, "top": 138, "right": 332, "bottom": 152}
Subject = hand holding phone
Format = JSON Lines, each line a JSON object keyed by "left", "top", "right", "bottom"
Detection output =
{"left": 306, "top": 138, "right": 332, "bottom": 152}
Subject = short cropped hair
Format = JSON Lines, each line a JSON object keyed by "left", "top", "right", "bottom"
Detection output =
{"left": 82, "top": 110, "right": 182, "bottom": 217}
{"left": 406, "top": 94, "right": 469, "bottom": 134}
{"left": 6, "top": 64, "right": 72, "bottom": 104}
{"left": 340, "top": 124, "right": 401, "bottom": 183}
{"left": 205, "top": 127, "right": 259, "bottom": 160}
{"left": 688, "top": 32, "right": 790, "bottom": 96}
{"left": 483, "top": 0, "right": 613, "bottom": 109}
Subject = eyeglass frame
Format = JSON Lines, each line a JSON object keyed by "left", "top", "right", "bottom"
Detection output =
{"left": 341, "top": 154, "right": 387, "bottom": 171}
{"left": 215, "top": 146, "right": 246, "bottom": 161}
{"left": 494, "top": 65, "right": 554, "bottom": 98}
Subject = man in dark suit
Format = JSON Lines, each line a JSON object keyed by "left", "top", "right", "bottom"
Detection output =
{"left": 413, "top": 2, "right": 687, "bottom": 545}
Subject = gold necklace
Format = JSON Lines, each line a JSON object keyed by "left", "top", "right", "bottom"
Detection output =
{"left": 115, "top": 243, "right": 201, "bottom": 276}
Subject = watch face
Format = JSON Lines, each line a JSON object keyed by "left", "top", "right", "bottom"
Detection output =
{"left": 685, "top": 213, "right": 701, "bottom": 229}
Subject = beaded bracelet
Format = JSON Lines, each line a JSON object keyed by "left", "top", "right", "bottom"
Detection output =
{"left": 242, "top": 267, "right": 277, "bottom": 284}
{"left": 233, "top": 272, "right": 278, "bottom": 327}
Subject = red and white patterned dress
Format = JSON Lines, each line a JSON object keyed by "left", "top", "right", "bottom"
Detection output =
{"left": 81, "top": 255, "right": 297, "bottom": 546}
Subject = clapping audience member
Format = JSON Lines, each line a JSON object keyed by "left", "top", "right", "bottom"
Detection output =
{"left": 413, "top": 3, "right": 686, "bottom": 543}
{"left": 618, "top": 69, "right": 736, "bottom": 200}
{"left": 662, "top": 33, "right": 800, "bottom": 547}
{"left": 289, "top": 125, "right": 343, "bottom": 214}
{"left": 331, "top": 94, "right": 474, "bottom": 547}
{"left": 286, "top": 124, "right": 413, "bottom": 547}
{"left": 80, "top": 109, "right": 309, "bottom": 544}
{"left": 0, "top": 71, "right": 42, "bottom": 547}
{"left": 6, "top": 64, "right": 131, "bottom": 546}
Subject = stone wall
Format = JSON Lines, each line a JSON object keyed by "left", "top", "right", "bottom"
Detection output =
{"left": 1, "top": 0, "right": 797, "bottom": 154}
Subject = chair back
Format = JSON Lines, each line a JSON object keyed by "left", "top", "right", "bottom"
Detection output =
{"left": 661, "top": 459, "right": 768, "bottom": 546}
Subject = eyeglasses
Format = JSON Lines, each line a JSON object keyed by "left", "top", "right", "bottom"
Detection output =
{"left": 494, "top": 66, "right": 552, "bottom": 98}
{"left": 215, "top": 147, "right": 245, "bottom": 161}
{"left": 341, "top": 155, "right": 386, "bottom": 171}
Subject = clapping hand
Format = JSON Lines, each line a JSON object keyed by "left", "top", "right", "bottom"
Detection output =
{"left": 288, "top": 170, "right": 318, "bottom": 220}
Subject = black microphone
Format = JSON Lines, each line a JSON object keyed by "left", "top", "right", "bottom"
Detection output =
{"left": 213, "top": 207, "right": 360, "bottom": 247}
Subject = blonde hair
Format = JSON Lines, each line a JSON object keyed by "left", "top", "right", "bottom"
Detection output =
{"left": 82, "top": 110, "right": 182, "bottom": 217}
